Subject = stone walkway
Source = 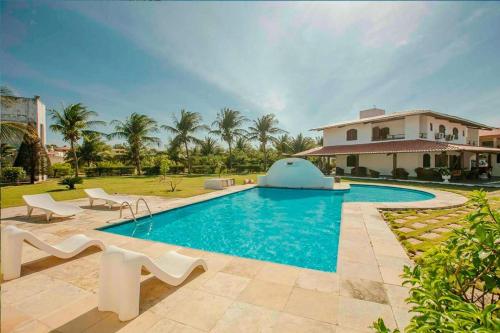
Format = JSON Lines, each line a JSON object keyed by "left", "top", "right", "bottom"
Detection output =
{"left": 0, "top": 184, "right": 467, "bottom": 333}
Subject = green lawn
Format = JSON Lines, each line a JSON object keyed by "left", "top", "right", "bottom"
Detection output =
{"left": 0, "top": 174, "right": 260, "bottom": 208}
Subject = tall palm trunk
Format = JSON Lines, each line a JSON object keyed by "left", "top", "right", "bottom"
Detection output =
{"left": 228, "top": 142, "right": 233, "bottom": 170}
{"left": 262, "top": 141, "right": 268, "bottom": 170}
{"left": 70, "top": 140, "right": 79, "bottom": 176}
{"left": 184, "top": 141, "right": 191, "bottom": 174}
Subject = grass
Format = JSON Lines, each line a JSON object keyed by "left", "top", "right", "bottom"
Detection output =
{"left": 345, "top": 177, "right": 500, "bottom": 259}
{"left": 0, "top": 174, "right": 260, "bottom": 208}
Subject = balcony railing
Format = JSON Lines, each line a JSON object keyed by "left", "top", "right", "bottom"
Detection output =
{"left": 435, "top": 133, "right": 458, "bottom": 141}
{"left": 372, "top": 134, "right": 405, "bottom": 141}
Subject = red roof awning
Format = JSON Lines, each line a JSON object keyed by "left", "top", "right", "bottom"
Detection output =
{"left": 294, "top": 140, "right": 500, "bottom": 156}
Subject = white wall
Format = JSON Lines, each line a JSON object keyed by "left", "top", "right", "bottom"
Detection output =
{"left": 258, "top": 158, "right": 333, "bottom": 189}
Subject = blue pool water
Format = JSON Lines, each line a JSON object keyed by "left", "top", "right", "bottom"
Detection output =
{"left": 100, "top": 185, "right": 434, "bottom": 272}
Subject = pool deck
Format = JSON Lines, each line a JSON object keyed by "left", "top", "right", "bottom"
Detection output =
{"left": 0, "top": 184, "right": 467, "bottom": 333}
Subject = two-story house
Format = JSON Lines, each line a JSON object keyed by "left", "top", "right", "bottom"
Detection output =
{"left": 295, "top": 108, "right": 500, "bottom": 178}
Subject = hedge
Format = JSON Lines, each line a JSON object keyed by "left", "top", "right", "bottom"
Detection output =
{"left": 1, "top": 167, "right": 26, "bottom": 183}
{"left": 233, "top": 164, "right": 262, "bottom": 173}
{"left": 84, "top": 166, "right": 136, "bottom": 177}
{"left": 392, "top": 168, "right": 409, "bottom": 179}
{"left": 351, "top": 166, "right": 368, "bottom": 177}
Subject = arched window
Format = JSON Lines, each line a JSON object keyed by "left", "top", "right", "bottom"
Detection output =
{"left": 452, "top": 128, "right": 458, "bottom": 140}
{"left": 346, "top": 155, "right": 357, "bottom": 167}
{"left": 372, "top": 127, "right": 380, "bottom": 140}
{"left": 346, "top": 129, "right": 357, "bottom": 141}
{"left": 430, "top": 123, "right": 433, "bottom": 131}
{"left": 439, "top": 125, "right": 446, "bottom": 134}
{"left": 423, "top": 154, "right": 431, "bottom": 168}
{"left": 380, "top": 127, "right": 390, "bottom": 140}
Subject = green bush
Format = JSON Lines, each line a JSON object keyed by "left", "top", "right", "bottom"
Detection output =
{"left": 369, "top": 169, "right": 380, "bottom": 178}
{"left": 351, "top": 166, "right": 368, "bottom": 177}
{"left": 1, "top": 167, "right": 26, "bottom": 183}
{"left": 84, "top": 166, "right": 135, "bottom": 177}
{"left": 335, "top": 167, "right": 344, "bottom": 176}
{"left": 391, "top": 168, "right": 409, "bottom": 179}
{"left": 415, "top": 167, "right": 441, "bottom": 181}
{"left": 234, "top": 164, "right": 262, "bottom": 174}
{"left": 59, "top": 176, "right": 83, "bottom": 189}
{"left": 374, "top": 191, "right": 500, "bottom": 332}
{"left": 50, "top": 163, "right": 73, "bottom": 178}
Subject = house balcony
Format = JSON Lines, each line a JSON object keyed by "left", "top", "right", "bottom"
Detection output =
{"left": 371, "top": 134, "right": 405, "bottom": 141}
{"left": 435, "top": 133, "right": 458, "bottom": 141}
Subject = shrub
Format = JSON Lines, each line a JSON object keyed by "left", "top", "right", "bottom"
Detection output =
{"left": 374, "top": 191, "right": 500, "bottom": 332}
{"left": 415, "top": 167, "right": 441, "bottom": 180}
{"left": 143, "top": 166, "right": 160, "bottom": 175}
{"left": 1, "top": 167, "right": 26, "bottom": 183}
{"left": 234, "top": 164, "right": 262, "bottom": 174}
{"left": 84, "top": 166, "right": 135, "bottom": 177}
{"left": 335, "top": 167, "right": 344, "bottom": 176}
{"left": 351, "top": 166, "right": 368, "bottom": 177}
{"left": 391, "top": 168, "right": 409, "bottom": 179}
{"left": 59, "top": 176, "right": 83, "bottom": 189}
{"left": 51, "top": 163, "right": 73, "bottom": 178}
{"left": 369, "top": 169, "right": 380, "bottom": 178}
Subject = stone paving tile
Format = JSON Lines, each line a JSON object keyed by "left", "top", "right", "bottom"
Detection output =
{"left": 211, "top": 301, "right": 279, "bottom": 333}
{"left": 1, "top": 306, "right": 33, "bottom": 333}
{"left": 406, "top": 238, "right": 422, "bottom": 245}
{"left": 284, "top": 287, "right": 338, "bottom": 324}
{"left": 199, "top": 272, "right": 250, "bottom": 299}
{"left": 384, "top": 284, "right": 411, "bottom": 310}
{"left": 338, "top": 260, "right": 383, "bottom": 282}
{"left": 295, "top": 269, "right": 339, "bottom": 293}
{"left": 237, "top": 279, "right": 292, "bottom": 311}
{"left": 434, "top": 227, "right": 451, "bottom": 233}
{"left": 221, "top": 257, "right": 263, "bottom": 279}
{"left": 340, "top": 278, "right": 389, "bottom": 304}
{"left": 255, "top": 262, "right": 299, "bottom": 286}
{"left": 426, "top": 218, "right": 440, "bottom": 224}
{"left": 271, "top": 312, "right": 335, "bottom": 332}
{"left": 338, "top": 296, "right": 397, "bottom": 332}
{"left": 394, "top": 218, "right": 406, "bottom": 223}
{"left": 448, "top": 223, "right": 463, "bottom": 228}
{"left": 406, "top": 216, "right": 419, "bottom": 220}
{"left": 410, "top": 222, "right": 427, "bottom": 229}
{"left": 420, "top": 232, "right": 441, "bottom": 240}
{"left": 147, "top": 319, "right": 203, "bottom": 333}
{"left": 397, "top": 227, "right": 414, "bottom": 233}
{"left": 436, "top": 216, "right": 450, "bottom": 220}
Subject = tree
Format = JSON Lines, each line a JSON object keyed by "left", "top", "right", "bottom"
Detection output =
{"left": 162, "top": 110, "right": 208, "bottom": 174}
{"left": 49, "top": 103, "right": 105, "bottom": 176}
{"left": 211, "top": 108, "right": 247, "bottom": 169}
{"left": 247, "top": 114, "right": 286, "bottom": 170}
{"left": 0, "top": 86, "right": 35, "bottom": 143}
{"left": 235, "top": 137, "right": 251, "bottom": 151}
{"left": 77, "top": 133, "right": 111, "bottom": 167}
{"left": 108, "top": 113, "right": 160, "bottom": 175}
{"left": 199, "top": 136, "right": 219, "bottom": 156}
{"left": 0, "top": 143, "right": 17, "bottom": 167}
{"left": 289, "top": 133, "right": 315, "bottom": 154}
{"left": 13, "top": 125, "right": 49, "bottom": 184}
{"left": 273, "top": 134, "right": 291, "bottom": 156}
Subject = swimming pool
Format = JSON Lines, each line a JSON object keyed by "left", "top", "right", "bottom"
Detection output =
{"left": 100, "top": 185, "right": 434, "bottom": 272}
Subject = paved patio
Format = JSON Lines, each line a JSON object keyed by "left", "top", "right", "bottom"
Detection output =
{"left": 0, "top": 184, "right": 467, "bottom": 333}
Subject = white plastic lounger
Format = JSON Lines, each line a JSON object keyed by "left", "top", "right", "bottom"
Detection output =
{"left": 23, "top": 193, "right": 83, "bottom": 221}
{"left": 84, "top": 188, "right": 135, "bottom": 208}
{"left": 98, "top": 245, "right": 207, "bottom": 321}
{"left": 1, "top": 225, "right": 105, "bottom": 280}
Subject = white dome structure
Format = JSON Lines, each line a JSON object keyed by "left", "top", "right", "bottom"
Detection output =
{"left": 258, "top": 158, "right": 333, "bottom": 189}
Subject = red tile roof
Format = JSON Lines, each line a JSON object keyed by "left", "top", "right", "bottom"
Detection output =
{"left": 294, "top": 140, "right": 500, "bottom": 156}
{"left": 479, "top": 128, "right": 500, "bottom": 138}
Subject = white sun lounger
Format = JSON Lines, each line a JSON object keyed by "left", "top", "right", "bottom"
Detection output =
{"left": 98, "top": 245, "right": 207, "bottom": 321}
{"left": 23, "top": 193, "right": 84, "bottom": 221}
{"left": 84, "top": 188, "right": 135, "bottom": 208}
{"left": 1, "top": 225, "right": 106, "bottom": 280}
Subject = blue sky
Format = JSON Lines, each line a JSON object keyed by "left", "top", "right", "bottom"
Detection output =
{"left": 1, "top": 1, "right": 500, "bottom": 146}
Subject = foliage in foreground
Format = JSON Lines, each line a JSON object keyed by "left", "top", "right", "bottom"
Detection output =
{"left": 374, "top": 190, "right": 500, "bottom": 333}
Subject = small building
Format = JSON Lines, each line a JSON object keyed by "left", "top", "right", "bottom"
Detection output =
{"left": 295, "top": 108, "right": 500, "bottom": 179}
{"left": 479, "top": 128, "right": 500, "bottom": 177}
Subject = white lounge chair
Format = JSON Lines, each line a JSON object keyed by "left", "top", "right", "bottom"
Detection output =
{"left": 1, "top": 225, "right": 105, "bottom": 280}
{"left": 83, "top": 188, "right": 150, "bottom": 218}
{"left": 98, "top": 245, "right": 207, "bottom": 321}
{"left": 23, "top": 193, "right": 84, "bottom": 221}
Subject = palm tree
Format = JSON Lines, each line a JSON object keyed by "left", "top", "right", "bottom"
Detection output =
{"left": 235, "top": 137, "right": 250, "bottom": 151}
{"left": 49, "top": 103, "right": 105, "bottom": 176}
{"left": 162, "top": 110, "right": 208, "bottom": 174}
{"left": 77, "top": 133, "right": 111, "bottom": 167}
{"left": 315, "top": 136, "right": 323, "bottom": 147}
{"left": 211, "top": 108, "right": 247, "bottom": 169}
{"left": 289, "top": 133, "right": 315, "bottom": 154}
{"left": 199, "top": 136, "right": 219, "bottom": 156}
{"left": 0, "top": 86, "right": 35, "bottom": 143}
{"left": 274, "top": 134, "right": 291, "bottom": 156}
{"left": 247, "top": 114, "right": 286, "bottom": 170}
{"left": 108, "top": 113, "right": 160, "bottom": 175}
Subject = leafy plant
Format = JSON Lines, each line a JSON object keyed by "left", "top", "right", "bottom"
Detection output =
{"left": 51, "top": 162, "right": 73, "bottom": 177}
{"left": 158, "top": 156, "right": 172, "bottom": 182}
{"left": 1, "top": 166, "right": 26, "bottom": 183}
{"left": 438, "top": 167, "right": 451, "bottom": 176}
{"left": 374, "top": 190, "right": 500, "bottom": 333}
{"left": 59, "top": 176, "right": 83, "bottom": 189}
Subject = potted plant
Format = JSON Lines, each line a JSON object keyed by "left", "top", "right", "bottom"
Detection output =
{"left": 439, "top": 168, "right": 451, "bottom": 183}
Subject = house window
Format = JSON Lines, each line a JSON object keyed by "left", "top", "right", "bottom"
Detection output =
{"left": 452, "top": 128, "right": 458, "bottom": 140}
{"left": 462, "top": 130, "right": 465, "bottom": 137}
{"left": 430, "top": 123, "right": 433, "bottom": 131}
{"left": 346, "top": 155, "right": 357, "bottom": 167}
{"left": 423, "top": 154, "right": 431, "bottom": 168}
{"left": 346, "top": 129, "right": 357, "bottom": 141}
{"left": 372, "top": 127, "right": 380, "bottom": 140}
{"left": 439, "top": 125, "right": 446, "bottom": 134}
{"left": 380, "top": 127, "right": 390, "bottom": 140}
{"left": 482, "top": 141, "right": 494, "bottom": 147}
{"left": 497, "top": 154, "right": 500, "bottom": 164}
{"left": 435, "top": 153, "right": 448, "bottom": 167}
